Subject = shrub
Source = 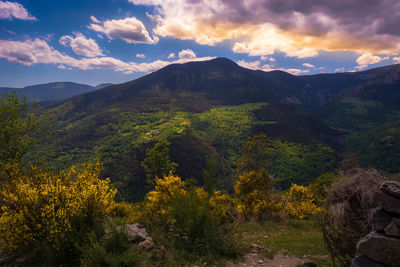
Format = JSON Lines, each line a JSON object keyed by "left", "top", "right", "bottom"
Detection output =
{"left": 137, "top": 173, "right": 240, "bottom": 260}
{"left": 169, "top": 187, "right": 240, "bottom": 259}
{"left": 279, "top": 183, "right": 322, "bottom": 219}
{"left": 234, "top": 168, "right": 277, "bottom": 219}
{"left": 80, "top": 223, "right": 139, "bottom": 267}
{"left": 0, "top": 161, "right": 116, "bottom": 263}
{"left": 318, "top": 168, "right": 385, "bottom": 266}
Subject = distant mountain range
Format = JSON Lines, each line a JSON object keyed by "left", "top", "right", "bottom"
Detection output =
{"left": 26, "top": 58, "right": 400, "bottom": 200}
{"left": 0, "top": 82, "right": 113, "bottom": 102}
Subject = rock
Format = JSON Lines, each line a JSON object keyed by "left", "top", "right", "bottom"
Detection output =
{"left": 384, "top": 221, "right": 400, "bottom": 237}
{"left": 375, "top": 191, "right": 400, "bottom": 215}
{"left": 126, "top": 223, "right": 148, "bottom": 243}
{"left": 357, "top": 231, "right": 400, "bottom": 266}
{"left": 258, "top": 260, "right": 263, "bottom": 264}
{"left": 138, "top": 237, "right": 155, "bottom": 251}
{"left": 352, "top": 255, "right": 386, "bottom": 267}
{"left": 263, "top": 235, "right": 269, "bottom": 239}
{"left": 380, "top": 181, "right": 400, "bottom": 199}
{"left": 369, "top": 208, "right": 393, "bottom": 232}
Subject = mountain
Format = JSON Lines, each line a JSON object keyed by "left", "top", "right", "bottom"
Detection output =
{"left": 30, "top": 58, "right": 400, "bottom": 200}
{"left": 0, "top": 82, "right": 99, "bottom": 102}
{"left": 95, "top": 83, "right": 113, "bottom": 89}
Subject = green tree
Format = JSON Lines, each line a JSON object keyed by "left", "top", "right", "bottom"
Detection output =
{"left": 141, "top": 139, "right": 178, "bottom": 184}
{"left": 236, "top": 133, "right": 273, "bottom": 174}
{"left": 0, "top": 91, "right": 48, "bottom": 165}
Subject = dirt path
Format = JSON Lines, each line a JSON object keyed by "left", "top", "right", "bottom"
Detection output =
{"left": 226, "top": 253, "right": 310, "bottom": 267}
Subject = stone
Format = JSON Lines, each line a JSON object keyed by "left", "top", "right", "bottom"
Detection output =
{"left": 369, "top": 208, "right": 393, "bottom": 232}
{"left": 380, "top": 181, "right": 400, "bottom": 199}
{"left": 138, "top": 237, "right": 155, "bottom": 251}
{"left": 375, "top": 191, "right": 400, "bottom": 215}
{"left": 384, "top": 221, "right": 400, "bottom": 237}
{"left": 126, "top": 223, "right": 148, "bottom": 243}
{"left": 352, "top": 255, "right": 386, "bottom": 267}
{"left": 357, "top": 231, "right": 400, "bottom": 266}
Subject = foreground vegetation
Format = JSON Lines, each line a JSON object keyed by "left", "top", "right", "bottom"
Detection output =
{"left": 1, "top": 90, "right": 396, "bottom": 266}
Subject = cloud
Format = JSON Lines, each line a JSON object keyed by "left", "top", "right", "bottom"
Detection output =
{"left": 130, "top": 0, "right": 400, "bottom": 58}
{"left": 90, "top": 15, "right": 100, "bottom": 23}
{"left": 88, "top": 16, "right": 159, "bottom": 44}
{"left": 260, "top": 56, "right": 275, "bottom": 62}
{"left": 237, "top": 59, "right": 309, "bottom": 75}
{"left": 334, "top": 67, "right": 345, "bottom": 73}
{"left": 136, "top": 53, "right": 145, "bottom": 58}
{"left": 167, "top": 52, "right": 175, "bottom": 59}
{"left": 178, "top": 49, "right": 196, "bottom": 59}
{"left": 302, "top": 63, "right": 315, "bottom": 68}
{"left": 59, "top": 32, "right": 103, "bottom": 57}
{"left": 355, "top": 53, "right": 388, "bottom": 70}
{"left": 393, "top": 56, "right": 400, "bottom": 63}
{"left": 0, "top": 38, "right": 213, "bottom": 74}
{"left": 0, "top": 1, "right": 36, "bottom": 20}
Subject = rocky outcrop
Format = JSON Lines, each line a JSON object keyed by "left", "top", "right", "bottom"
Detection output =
{"left": 125, "top": 223, "right": 148, "bottom": 242}
{"left": 353, "top": 181, "right": 400, "bottom": 266}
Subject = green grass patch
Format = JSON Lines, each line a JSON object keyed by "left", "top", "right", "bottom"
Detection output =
{"left": 235, "top": 218, "right": 333, "bottom": 266}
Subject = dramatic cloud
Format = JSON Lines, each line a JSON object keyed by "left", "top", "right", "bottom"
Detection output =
{"left": 59, "top": 32, "right": 103, "bottom": 57}
{"left": 0, "top": 38, "right": 213, "bottom": 74}
{"left": 136, "top": 53, "right": 145, "bottom": 58}
{"left": 130, "top": 0, "right": 400, "bottom": 58}
{"left": 237, "top": 59, "right": 309, "bottom": 75}
{"left": 302, "top": 63, "right": 315, "bottom": 68}
{"left": 356, "top": 53, "right": 388, "bottom": 70}
{"left": 0, "top": 1, "right": 36, "bottom": 20}
{"left": 88, "top": 16, "right": 159, "bottom": 44}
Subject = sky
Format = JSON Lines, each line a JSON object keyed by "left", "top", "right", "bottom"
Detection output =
{"left": 0, "top": 0, "right": 400, "bottom": 87}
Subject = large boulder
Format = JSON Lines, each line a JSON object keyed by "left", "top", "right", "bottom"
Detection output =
{"left": 375, "top": 191, "right": 400, "bottom": 215}
{"left": 357, "top": 231, "right": 400, "bottom": 266}
{"left": 126, "top": 223, "right": 148, "bottom": 243}
{"left": 352, "top": 255, "right": 386, "bottom": 267}
{"left": 368, "top": 208, "right": 392, "bottom": 232}
{"left": 380, "top": 181, "right": 400, "bottom": 199}
{"left": 384, "top": 221, "right": 400, "bottom": 237}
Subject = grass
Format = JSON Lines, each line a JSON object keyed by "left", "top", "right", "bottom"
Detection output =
{"left": 234, "top": 218, "right": 333, "bottom": 266}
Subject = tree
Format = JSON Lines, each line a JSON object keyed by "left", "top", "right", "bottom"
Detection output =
{"left": 0, "top": 91, "right": 48, "bottom": 165}
{"left": 236, "top": 133, "right": 273, "bottom": 174}
{"left": 141, "top": 139, "right": 178, "bottom": 184}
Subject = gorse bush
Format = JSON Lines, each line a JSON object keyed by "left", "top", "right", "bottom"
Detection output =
{"left": 280, "top": 184, "right": 322, "bottom": 219}
{"left": 169, "top": 187, "right": 240, "bottom": 259}
{"left": 0, "top": 161, "right": 116, "bottom": 263}
{"left": 234, "top": 168, "right": 278, "bottom": 219}
{"left": 136, "top": 173, "right": 240, "bottom": 260}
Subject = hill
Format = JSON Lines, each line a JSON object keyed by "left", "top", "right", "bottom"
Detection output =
{"left": 0, "top": 82, "right": 99, "bottom": 102}
{"left": 29, "top": 58, "right": 400, "bottom": 200}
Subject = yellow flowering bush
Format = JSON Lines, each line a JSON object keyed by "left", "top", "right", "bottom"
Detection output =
{"left": 0, "top": 161, "right": 116, "bottom": 254}
{"left": 234, "top": 168, "right": 277, "bottom": 219}
{"left": 279, "top": 183, "right": 321, "bottom": 219}
{"left": 139, "top": 172, "right": 237, "bottom": 225}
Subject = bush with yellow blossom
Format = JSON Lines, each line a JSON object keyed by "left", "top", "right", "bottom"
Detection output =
{"left": 234, "top": 168, "right": 279, "bottom": 219}
{"left": 279, "top": 183, "right": 322, "bottom": 219}
{"left": 136, "top": 173, "right": 240, "bottom": 259}
{"left": 0, "top": 161, "right": 116, "bottom": 261}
